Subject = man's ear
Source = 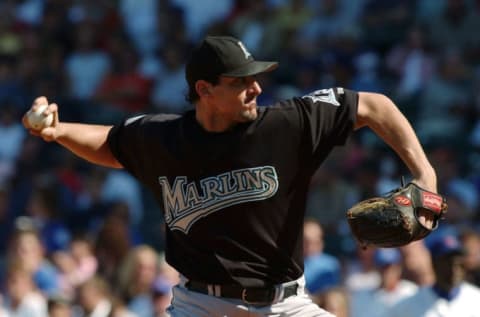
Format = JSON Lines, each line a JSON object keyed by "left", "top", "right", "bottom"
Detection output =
{"left": 196, "top": 80, "right": 212, "bottom": 97}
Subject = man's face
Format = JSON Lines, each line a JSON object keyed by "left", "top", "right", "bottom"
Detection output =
{"left": 209, "top": 75, "right": 262, "bottom": 123}
{"left": 379, "top": 263, "right": 402, "bottom": 290}
{"left": 7, "top": 271, "right": 33, "bottom": 301}
{"left": 303, "top": 221, "right": 324, "bottom": 257}
{"left": 49, "top": 304, "right": 72, "bottom": 317}
{"left": 433, "top": 253, "right": 465, "bottom": 290}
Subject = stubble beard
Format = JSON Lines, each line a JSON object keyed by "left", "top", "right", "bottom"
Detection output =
{"left": 239, "top": 104, "right": 258, "bottom": 122}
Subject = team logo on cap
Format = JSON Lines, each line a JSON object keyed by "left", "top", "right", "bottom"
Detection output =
{"left": 237, "top": 41, "right": 251, "bottom": 59}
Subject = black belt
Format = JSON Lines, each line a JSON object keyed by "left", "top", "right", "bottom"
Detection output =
{"left": 185, "top": 280, "right": 299, "bottom": 306}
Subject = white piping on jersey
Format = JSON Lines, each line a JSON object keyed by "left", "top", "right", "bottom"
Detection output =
{"left": 124, "top": 114, "right": 147, "bottom": 126}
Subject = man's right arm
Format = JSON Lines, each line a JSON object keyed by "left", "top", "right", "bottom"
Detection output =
{"left": 22, "top": 97, "right": 123, "bottom": 169}
{"left": 55, "top": 122, "right": 122, "bottom": 168}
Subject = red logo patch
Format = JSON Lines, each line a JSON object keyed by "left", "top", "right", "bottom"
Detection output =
{"left": 422, "top": 192, "right": 442, "bottom": 213}
{"left": 394, "top": 195, "right": 411, "bottom": 206}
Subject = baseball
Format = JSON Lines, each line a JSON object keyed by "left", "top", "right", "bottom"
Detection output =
{"left": 26, "top": 104, "right": 54, "bottom": 130}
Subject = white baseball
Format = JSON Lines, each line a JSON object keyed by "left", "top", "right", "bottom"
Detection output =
{"left": 26, "top": 104, "right": 54, "bottom": 130}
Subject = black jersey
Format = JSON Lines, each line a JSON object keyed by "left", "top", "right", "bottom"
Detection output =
{"left": 107, "top": 87, "right": 358, "bottom": 287}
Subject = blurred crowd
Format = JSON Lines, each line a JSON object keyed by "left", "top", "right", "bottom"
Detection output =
{"left": 1, "top": 0, "right": 480, "bottom": 316}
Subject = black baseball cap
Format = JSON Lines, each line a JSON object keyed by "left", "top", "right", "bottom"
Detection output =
{"left": 186, "top": 36, "right": 278, "bottom": 87}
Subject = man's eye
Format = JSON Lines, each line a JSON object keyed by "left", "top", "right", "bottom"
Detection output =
{"left": 231, "top": 79, "right": 246, "bottom": 87}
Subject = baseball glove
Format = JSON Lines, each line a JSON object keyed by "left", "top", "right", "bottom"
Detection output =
{"left": 346, "top": 182, "right": 447, "bottom": 248}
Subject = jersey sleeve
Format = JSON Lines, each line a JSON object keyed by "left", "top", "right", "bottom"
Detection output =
{"left": 294, "top": 87, "right": 358, "bottom": 161}
{"left": 107, "top": 114, "right": 149, "bottom": 180}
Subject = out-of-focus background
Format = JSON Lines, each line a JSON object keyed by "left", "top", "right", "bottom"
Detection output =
{"left": 0, "top": 0, "right": 479, "bottom": 316}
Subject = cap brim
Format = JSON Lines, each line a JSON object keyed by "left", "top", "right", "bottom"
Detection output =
{"left": 222, "top": 61, "right": 278, "bottom": 77}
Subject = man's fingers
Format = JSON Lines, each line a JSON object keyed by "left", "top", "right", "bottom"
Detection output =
{"left": 22, "top": 114, "right": 29, "bottom": 127}
{"left": 29, "top": 129, "right": 41, "bottom": 137}
{"left": 418, "top": 215, "right": 432, "bottom": 229}
{"left": 41, "top": 129, "right": 54, "bottom": 141}
{"left": 33, "top": 96, "right": 49, "bottom": 110}
{"left": 45, "top": 103, "right": 58, "bottom": 126}
{"left": 44, "top": 103, "right": 57, "bottom": 114}
{"left": 417, "top": 209, "right": 434, "bottom": 230}
{"left": 23, "top": 99, "right": 58, "bottom": 141}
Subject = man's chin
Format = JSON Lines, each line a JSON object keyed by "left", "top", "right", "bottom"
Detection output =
{"left": 240, "top": 107, "right": 257, "bottom": 122}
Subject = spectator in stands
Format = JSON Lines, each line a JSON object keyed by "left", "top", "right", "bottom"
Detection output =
{"left": 6, "top": 224, "right": 60, "bottom": 296}
{"left": 416, "top": 49, "right": 472, "bottom": 144}
{"left": 76, "top": 276, "right": 137, "bottom": 317}
{"left": 305, "top": 158, "right": 359, "bottom": 230}
{"left": 344, "top": 244, "right": 381, "bottom": 292}
{"left": 94, "top": 206, "right": 133, "bottom": 285}
{"left": 100, "top": 169, "right": 144, "bottom": 227}
{"left": 303, "top": 219, "right": 342, "bottom": 295}
{"left": 298, "top": 0, "right": 364, "bottom": 44}
{"left": 350, "top": 51, "right": 384, "bottom": 94}
{"left": 460, "top": 229, "right": 480, "bottom": 287}
{"left": 385, "top": 26, "right": 435, "bottom": 103}
{"left": 361, "top": 0, "right": 413, "bottom": 51}
{"left": 25, "top": 184, "right": 71, "bottom": 254}
{"left": 93, "top": 35, "right": 152, "bottom": 117}
{"left": 117, "top": 245, "right": 160, "bottom": 317}
{"left": 47, "top": 295, "right": 73, "bottom": 317}
{"left": 169, "top": 0, "right": 234, "bottom": 41}
{"left": 312, "top": 287, "right": 350, "bottom": 317}
{"left": 387, "top": 234, "right": 480, "bottom": 317}
{"left": 53, "top": 234, "right": 98, "bottom": 299}
{"left": 424, "top": 0, "right": 480, "bottom": 51}
{"left": 152, "top": 276, "right": 173, "bottom": 317}
{"left": 64, "top": 22, "right": 111, "bottom": 101}
{"left": 118, "top": 0, "right": 159, "bottom": 56}
{"left": 0, "top": 104, "right": 27, "bottom": 177}
{"left": 151, "top": 45, "right": 190, "bottom": 114}
{"left": 428, "top": 145, "right": 479, "bottom": 224}
{"left": 400, "top": 241, "right": 435, "bottom": 286}
{"left": 230, "top": 0, "right": 271, "bottom": 56}
{"left": 350, "top": 248, "right": 418, "bottom": 317}
{"left": 3, "top": 264, "right": 47, "bottom": 317}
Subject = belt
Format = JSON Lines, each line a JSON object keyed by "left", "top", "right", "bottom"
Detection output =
{"left": 185, "top": 280, "right": 299, "bottom": 306}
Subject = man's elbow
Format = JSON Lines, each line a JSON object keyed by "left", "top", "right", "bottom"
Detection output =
{"left": 355, "top": 92, "right": 396, "bottom": 129}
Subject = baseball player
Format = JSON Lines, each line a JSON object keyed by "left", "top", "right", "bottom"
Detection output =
{"left": 23, "top": 36, "right": 438, "bottom": 317}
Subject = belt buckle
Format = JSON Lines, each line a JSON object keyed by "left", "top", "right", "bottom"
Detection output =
{"left": 241, "top": 288, "right": 272, "bottom": 306}
{"left": 242, "top": 289, "right": 260, "bottom": 305}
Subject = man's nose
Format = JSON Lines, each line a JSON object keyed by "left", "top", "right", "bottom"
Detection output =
{"left": 249, "top": 81, "right": 262, "bottom": 95}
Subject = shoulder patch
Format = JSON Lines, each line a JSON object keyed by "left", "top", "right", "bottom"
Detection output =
{"left": 302, "top": 88, "right": 342, "bottom": 106}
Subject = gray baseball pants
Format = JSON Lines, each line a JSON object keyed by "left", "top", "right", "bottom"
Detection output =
{"left": 166, "top": 275, "right": 335, "bottom": 317}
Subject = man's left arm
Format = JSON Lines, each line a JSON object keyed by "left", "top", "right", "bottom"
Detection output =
{"left": 355, "top": 92, "right": 437, "bottom": 193}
